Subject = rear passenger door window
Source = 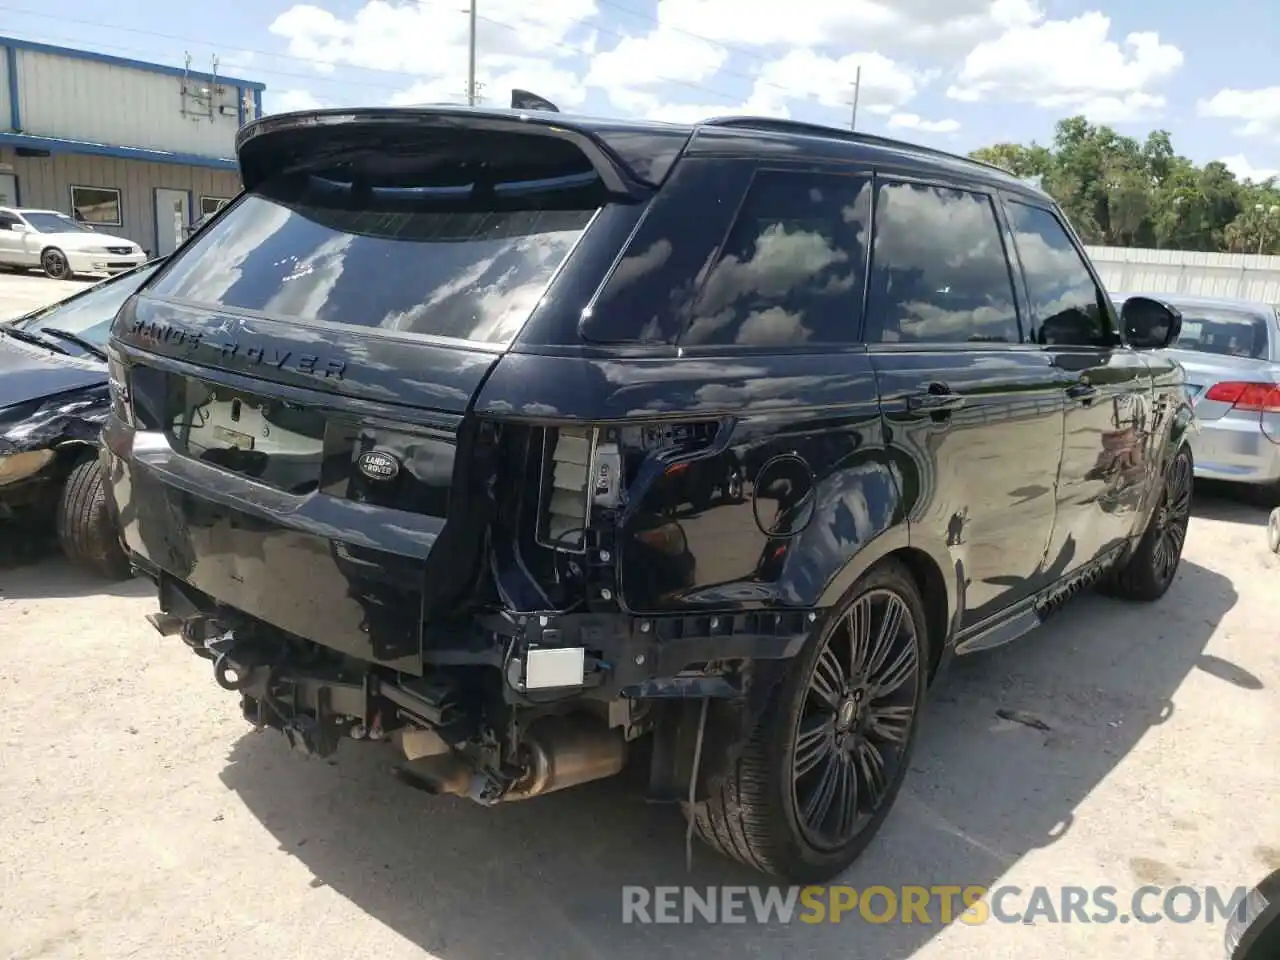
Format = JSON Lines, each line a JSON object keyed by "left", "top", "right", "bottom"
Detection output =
{"left": 865, "top": 181, "right": 1021, "bottom": 344}
{"left": 1005, "top": 200, "right": 1113, "bottom": 348}
{"left": 679, "top": 169, "right": 870, "bottom": 348}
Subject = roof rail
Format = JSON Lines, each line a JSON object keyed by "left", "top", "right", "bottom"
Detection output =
{"left": 696, "top": 116, "right": 1016, "bottom": 179}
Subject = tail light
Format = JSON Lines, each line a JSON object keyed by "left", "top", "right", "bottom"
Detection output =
{"left": 1203, "top": 381, "right": 1280, "bottom": 442}
{"left": 1203, "top": 381, "right": 1280, "bottom": 411}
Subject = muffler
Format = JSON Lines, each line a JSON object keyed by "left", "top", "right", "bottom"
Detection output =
{"left": 395, "top": 715, "right": 626, "bottom": 802}
{"left": 504, "top": 715, "right": 627, "bottom": 801}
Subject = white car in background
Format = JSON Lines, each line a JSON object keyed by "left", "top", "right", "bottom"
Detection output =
{"left": 0, "top": 207, "right": 146, "bottom": 280}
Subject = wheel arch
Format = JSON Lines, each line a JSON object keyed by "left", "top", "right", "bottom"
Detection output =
{"left": 817, "top": 526, "right": 957, "bottom": 683}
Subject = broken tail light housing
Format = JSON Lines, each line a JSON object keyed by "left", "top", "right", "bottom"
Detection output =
{"left": 537, "top": 425, "right": 623, "bottom": 552}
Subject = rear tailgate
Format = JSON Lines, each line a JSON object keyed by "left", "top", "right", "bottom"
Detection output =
{"left": 107, "top": 109, "right": 678, "bottom": 667}
{"left": 110, "top": 298, "right": 499, "bottom": 669}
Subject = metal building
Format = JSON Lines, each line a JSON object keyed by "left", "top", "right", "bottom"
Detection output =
{"left": 0, "top": 37, "right": 264, "bottom": 257}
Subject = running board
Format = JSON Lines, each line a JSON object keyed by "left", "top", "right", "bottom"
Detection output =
{"left": 952, "top": 546, "right": 1124, "bottom": 656}
{"left": 954, "top": 605, "right": 1040, "bottom": 655}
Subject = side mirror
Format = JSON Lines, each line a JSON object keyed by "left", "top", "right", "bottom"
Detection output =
{"left": 1226, "top": 868, "right": 1280, "bottom": 959}
{"left": 1122, "top": 296, "right": 1182, "bottom": 349}
{"left": 7, "top": 222, "right": 29, "bottom": 233}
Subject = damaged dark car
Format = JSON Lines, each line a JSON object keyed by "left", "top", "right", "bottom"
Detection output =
{"left": 101, "top": 108, "right": 1194, "bottom": 882}
{"left": 1, "top": 261, "right": 161, "bottom": 575}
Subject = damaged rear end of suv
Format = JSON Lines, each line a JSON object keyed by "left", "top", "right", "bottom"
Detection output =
{"left": 102, "top": 107, "right": 951, "bottom": 883}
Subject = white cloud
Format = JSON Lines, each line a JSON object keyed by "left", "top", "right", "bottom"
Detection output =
{"left": 585, "top": 28, "right": 726, "bottom": 92}
{"left": 269, "top": 0, "right": 595, "bottom": 108}
{"left": 389, "top": 61, "right": 588, "bottom": 110}
{"left": 262, "top": 0, "right": 1189, "bottom": 146}
{"left": 265, "top": 88, "right": 327, "bottom": 114}
{"left": 1198, "top": 88, "right": 1280, "bottom": 140}
{"left": 1221, "top": 154, "right": 1279, "bottom": 184}
{"left": 633, "top": 49, "right": 934, "bottom": 125}
{"left": 947, "top": 11, "right": 1182, "bottom": 122}
{"left": 757, "top": 50, "right": 931, "bottom": 114}
{"left": 888, "top": 112, "right": 961, "bottom": 134}
{"left": 584, "top": 0, "right": 1041, "bottom": 121}
{"left": 630, "top": 0, "right": 1041, "bottom": 55}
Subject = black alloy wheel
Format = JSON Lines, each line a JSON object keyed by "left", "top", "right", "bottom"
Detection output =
{"left": 689, "top": 560, "right": 928, "bottom": 882}
{"left": 1102, "top": 445, "right": 1194, "bottom": 602}
{"left": 791, "top": 587, "right": 920, "bottom": 850}
{"left": 1150, "top": 447, "right": 1192, "bottom": 589}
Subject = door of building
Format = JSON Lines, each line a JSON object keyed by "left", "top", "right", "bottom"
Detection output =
{"left": 0, "top": 173, "right": 17, "bottom": 206}
{"left": 155, "top": 188, "right": 190, "bottom": 256}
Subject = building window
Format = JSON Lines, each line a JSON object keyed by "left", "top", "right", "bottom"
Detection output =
{"left": 200, "top": 196, "right": 231, "bottom": 217}
{"left": 70, "top": 186, "right": 123, "bottom": 227}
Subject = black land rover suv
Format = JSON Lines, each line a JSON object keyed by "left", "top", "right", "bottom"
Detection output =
{"left": 101, "top": 108, "right": 1194, "bottom": 883}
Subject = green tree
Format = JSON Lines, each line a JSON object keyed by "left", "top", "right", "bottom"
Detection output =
{"left": 970, "top": 116, "right": 1280, "bottom": 253}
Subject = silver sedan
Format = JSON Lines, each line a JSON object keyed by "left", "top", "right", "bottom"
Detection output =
{"left": 1114, "top": 293, "right": 1280, "bottom": 495}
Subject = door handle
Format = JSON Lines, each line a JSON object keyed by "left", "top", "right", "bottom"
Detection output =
{"left": 906, "top": 384, "right": 966, "bottom": 412}
{"left": 1067, "top": 381, "right": 1099, "bottom": 403}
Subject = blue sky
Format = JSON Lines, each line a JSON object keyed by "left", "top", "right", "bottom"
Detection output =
{"left": 5, "top": 0, "right": 1279, "bottom": 181}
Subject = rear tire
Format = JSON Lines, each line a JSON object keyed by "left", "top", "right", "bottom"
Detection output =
{"left": 56, "top": 459, "right": 131, "bottom": 580}
{"left": 1102, "top": 445, "right": 1192, "bottom": 602}
{"left": 1268, "top": 508, "right": 1280, "bottom": 554}
{"left": 687, "top": 560, "right": 928, "bottom": 882}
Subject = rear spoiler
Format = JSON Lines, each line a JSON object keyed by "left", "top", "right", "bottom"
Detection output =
{"left": 235, "top": 107, "right": 693, "bottom": 199}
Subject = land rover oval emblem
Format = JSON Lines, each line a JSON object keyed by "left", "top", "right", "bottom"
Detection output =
{"left": 357, "top": 450, "right": 400, "bottom": 481}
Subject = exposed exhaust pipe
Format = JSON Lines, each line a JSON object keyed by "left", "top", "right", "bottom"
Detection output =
{"left": 504, "top": 715, "right": 627, "bottom": 801}
{"left": 395, "top": 715, "right": 626, "bottom": 803}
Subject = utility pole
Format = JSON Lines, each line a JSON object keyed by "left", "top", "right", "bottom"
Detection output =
{"left": 467, "top": 0, "right": 478, "bottom": 106}
{"left": 849, "top": 66, "right": 862, "bottom": 131}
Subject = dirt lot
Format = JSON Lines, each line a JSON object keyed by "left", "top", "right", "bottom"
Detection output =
{"left": 1, "top": 273, "right": 1277, "bottom": 959}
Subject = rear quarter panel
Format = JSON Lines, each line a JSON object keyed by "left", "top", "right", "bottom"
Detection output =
{"left": 473, "top": 350, "right": 930, "bottom": 618}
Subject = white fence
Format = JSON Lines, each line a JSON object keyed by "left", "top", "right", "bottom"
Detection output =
{"left": 1084, "top": 246, "right": 1280, "bottom": 303}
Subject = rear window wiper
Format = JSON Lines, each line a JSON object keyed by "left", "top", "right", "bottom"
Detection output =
{"left": 0, "top": 324, "right": 69, "bottom": 355}
{"left": 39, "top": 327, "right": 109, "bottom": 362}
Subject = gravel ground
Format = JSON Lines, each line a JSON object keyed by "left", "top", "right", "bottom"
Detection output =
{"left": 0, "top": 273, "right": 1276, "bottom": 960}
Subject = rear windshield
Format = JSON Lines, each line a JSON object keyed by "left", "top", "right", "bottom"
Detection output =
{"left": 1170, "top": 307, "right": 1271, "bottom": 359}
{"left": 146, "top": 150, "right": 601, "bottom": 345}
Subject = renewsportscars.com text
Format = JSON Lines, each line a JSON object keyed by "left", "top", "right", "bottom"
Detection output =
{"left": 621, "top": 884, "right": 1252, "bottom": 925}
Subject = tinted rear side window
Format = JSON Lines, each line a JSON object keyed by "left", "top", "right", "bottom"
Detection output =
{"left": 581, "top": 158, "right": 755, "bottom": 344}
{"left": 865, "top": 182, "right": 1020, "bottom": 344}
{"left": 679, "top": 169, "right": 870, "bottom": 347}
{"left": 1166, "top": 307, "right": 1271, "bottom": 359}
{"left": 148, "top": 168, "right": 599, "bottom": 346}
{"left": 1006, "top": 200, "right": 1111, "bottom": 347}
